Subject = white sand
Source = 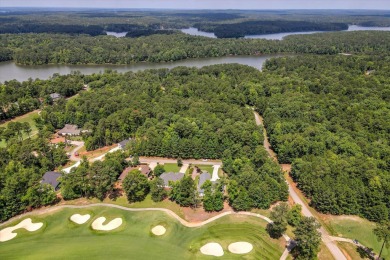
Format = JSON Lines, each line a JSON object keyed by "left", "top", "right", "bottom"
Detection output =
{"left": 228, "top": 242, "right": 253, "bottom": 254}
{"left": 200, "top": 242, "right": 224, "bottom": 257}
{"left": 0, "top": 218, "right": 43, "bottom": 242}
{"left": 151, "top": 225, "right": 166, "bottom": 236}
{"left": 91, "top": 217, "right": 122, "bottom": 231}
{"left": 70, "top": 214, "right": 91, "bottom": 224}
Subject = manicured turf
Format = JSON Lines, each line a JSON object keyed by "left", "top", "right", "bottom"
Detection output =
{"left": 325, "top": 216, "right": 389, "bottom": 259}
{"left": 163, "top": 163, "right": 180, "bottom": 173}
{"left": 0, "top": 110, "right": 39, "bottom": 147}
{"left": 0, "top": 207, "right": 285, "bottom": 260}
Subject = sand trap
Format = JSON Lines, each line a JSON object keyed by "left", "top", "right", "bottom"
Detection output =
{"left": 151, "top": 225, "right": 166, "bottom": 236}
{"left": 0, "top": 218, "right": 43, "bottom": 242}
{"left": 228, "top": 242, "right": 253, "bottom": 254}
{"left": 91, "top": 217, "right": 122, "bottom": 231}
{"left": 200, "top": 242, "right": 224, "bottom": 257}
{"left": 70, "top": 214, "right": 91, "bottom": 224}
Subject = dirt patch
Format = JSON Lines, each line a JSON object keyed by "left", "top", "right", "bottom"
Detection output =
{"left": 182, "top": 202, "right": 232, "bottom": 222}
{"left": 80, "top": 144, "right": 116, "bottom": 159}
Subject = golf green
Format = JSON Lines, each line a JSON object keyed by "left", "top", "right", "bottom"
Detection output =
{"left": 0, "top": 206, "right": 284, "bottom": 259}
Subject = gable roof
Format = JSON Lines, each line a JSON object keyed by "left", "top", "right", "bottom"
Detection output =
{"left": 160, "top": 172, "right": 185, "bottom": 187}
{"left": 198, "top": 172, "right": 211, "bottom": 194}
{"left": 50, "top": 93, "right": 61, "bottom": 99}
{"left": 58, "top": 124, "right": 81, "bottom": 135}
{"left": 42, "top": 171, "right": 62, "bottom": 190}
{"left": 118, "top": 165, "right": 151, "bottom": 181}
{"left": 118, "top": 138, "right": 131, "bottom": 148}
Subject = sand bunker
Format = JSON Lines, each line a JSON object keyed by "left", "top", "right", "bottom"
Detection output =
{"left": 151, "top": 225, "right": 166, "bottom": 236}
{"left": 0, "top": 218, "right": 43, "bottom": 242}
{"left": 200, "top": 242, "right": 224, "bottom": 257}
{"left": 70, "top": 214, "right": 91, "bottom": 224}
{"left": 228, "top": 242, "right": 253, "bottom": 254}
{"left": 91, "top": 217, "right": 122, "bottom": 231}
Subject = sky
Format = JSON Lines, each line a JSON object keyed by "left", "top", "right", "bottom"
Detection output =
{"left": 1, "top": 0, "right": 390, "bottom": 10}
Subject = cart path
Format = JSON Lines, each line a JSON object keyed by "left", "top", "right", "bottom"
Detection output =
{"left": 254, "top": 111, "right": 346, "bottom": 260}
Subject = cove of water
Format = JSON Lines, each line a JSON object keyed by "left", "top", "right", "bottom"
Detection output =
{"left": 0, "top": 55, "right": 283, "bottom": 82}
{"left": 181, "top": 25, "right": 390, "bottom": 40}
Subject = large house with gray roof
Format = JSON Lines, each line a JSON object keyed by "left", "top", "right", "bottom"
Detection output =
{"left": 198, "top": 171, "right": 212, "bottom": 196}
{"left": 58, "top": 124, "right": 81, "bottom": 136}
{"left": 41, "top": 171, "right": 62, "bottom": 190}
{"left": 160, "top": 172, "right": 185, "bottom": 188}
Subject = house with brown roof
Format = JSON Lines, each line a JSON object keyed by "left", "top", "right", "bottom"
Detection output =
{"left": 118, "top": 164, "right": 152, "bottom": 181}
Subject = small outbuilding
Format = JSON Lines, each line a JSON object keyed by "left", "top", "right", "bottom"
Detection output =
{"left": 58, "top": 124, "right": 81, "bottom": 136}
{"left": 41, "top": 171, "right": 62, "bottom": 190}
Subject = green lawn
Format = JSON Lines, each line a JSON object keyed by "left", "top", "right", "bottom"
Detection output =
{"left": 163, "top": 163, "right": 180, "bottom": 173}
{"left": 195, "top": 165, "right": 214, "bottom": 174}
{"left": 0, "top": 110, "right": 40, "bottom": 148}
{"left": 0, "top": 207, "right": 285, "bottom": 260}
{"left": 325, "top": 216, "right": 389, "bottom": 259}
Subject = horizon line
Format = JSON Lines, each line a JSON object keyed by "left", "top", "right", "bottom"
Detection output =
{"left": 1, "top": 7, "right": 390, "bottom": 11}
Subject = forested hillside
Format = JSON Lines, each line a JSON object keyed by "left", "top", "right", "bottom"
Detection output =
{"left": 1, "top": 31, "right": 390, "bottom": 65}
{"left": 195, "top": 20, "right": 348, "bottom": 38}
{"left": 261, "top": 55, "right": 390, "bottom": 222}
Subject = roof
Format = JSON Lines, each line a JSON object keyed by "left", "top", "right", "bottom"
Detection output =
{"left": 118, "top": 138, "right": 131, "bottom": 148}
{"left": 50, "top": 93, "right": 61, "bottom": 99}
{"left": 160, "top": 172, "right": 185, "bottom": 187}
{"left": 118, "top": 165, "right": 151, "bottom": 181}
{"left": 42, "top": 171, "right": 62, "bottom": 190}
{"left": 198, "top": 172, "right": 211, "bottom": 194}
{"left": 58, "top": 124, "right": 81, "bottom": 135}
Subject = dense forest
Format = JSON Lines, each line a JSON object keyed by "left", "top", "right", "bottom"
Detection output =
{"left": 0, "top": 73, "right": 84, "bottom": 121}
{"left": 261, "top": 55, "right": 390, "bottom": 222}
{"left": 195, "top": 20, "right": 348, "bottom": 38}
{"left": 1, "top": 31, "right": 390, "bottom": 65}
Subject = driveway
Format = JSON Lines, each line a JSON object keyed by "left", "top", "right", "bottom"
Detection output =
{"left": 68, "top": 141, "right": 84, "bottom": 161}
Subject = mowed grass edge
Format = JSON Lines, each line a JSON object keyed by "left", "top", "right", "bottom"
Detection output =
{"left": 0, "top": 207, "right": 285, "bottom": 260}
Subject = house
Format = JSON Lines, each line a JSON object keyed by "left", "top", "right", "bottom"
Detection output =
{"left": 118, "top": 138, "right": 132, "bottom": 150}
{"left": 41, "top": 171, "right": 62, "bottom": 190}
{"left": 118, "top": 165, "right": 152, "bottom": 181}
{"left": 160, "top": 172, "right": 185, "bottom": 188}
{"left": 49, "top": 93, "right": 62, "bottom": 101}
{"left": 58, "top": 124, "right": 81, "bottom": 136}
{"left": 198, "top": 171, "right": 212, "bottom": 197}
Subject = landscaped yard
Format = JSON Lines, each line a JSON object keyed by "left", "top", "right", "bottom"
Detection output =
{"left": 195, "top": 165, "right": 214, "bottom": 174}
{"left": 163, "top": 163, "right": 180, "bottom": 173}
{"left": 0, "top": 206, "right": 285, "bottom": 259}
{"left": 0, "top": 110, "right": 40, "bottom": 147}
{"left": 322, "top": 215, "right": 389, "bottom": 259}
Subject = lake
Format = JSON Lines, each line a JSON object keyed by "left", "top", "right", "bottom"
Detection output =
{"left": 181, "top": 25, "right": 390, "bottom": 40}
{"left": 106, "top": 31, "right": 128, "bottom": 37}
{"left": 0, "top": 55, "right": 282, "bottom": 82}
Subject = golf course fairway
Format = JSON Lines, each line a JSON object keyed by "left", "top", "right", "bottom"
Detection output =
{"left": 0, "top": 206, "right": 284, "bottom": 259}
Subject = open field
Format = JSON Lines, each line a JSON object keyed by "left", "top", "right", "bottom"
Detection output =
{"left": 0, "top": 110, "right": 40, "bottom": 147}
{"left": 322, "top": 215, "right": 389, "bottom": 259}
{"left": 0, "top": 206, "right": 285, "bottom": 260}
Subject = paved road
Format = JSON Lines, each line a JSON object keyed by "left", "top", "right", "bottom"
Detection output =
{"left": 254, "top": 111, "right": 346, "bottom": 260}
{"left": 139, "top": 157, "right": 223, "bottom": 166}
